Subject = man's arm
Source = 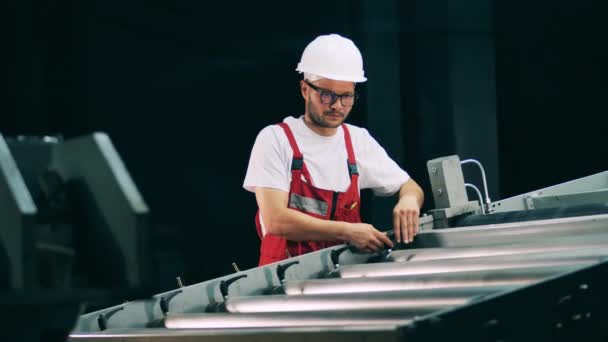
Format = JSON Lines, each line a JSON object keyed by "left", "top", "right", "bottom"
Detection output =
{"left": 256, "top": 187, "right": 393, "bottom": 252}
{"left": 392, "top": 178, "right": 424, "bottom": 243}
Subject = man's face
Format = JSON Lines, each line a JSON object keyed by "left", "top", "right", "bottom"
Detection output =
{"left": 302, "top": 79, "right": 356, "bottom": 129}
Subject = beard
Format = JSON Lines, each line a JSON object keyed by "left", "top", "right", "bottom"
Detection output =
{"left": 307, "top": 95, "right": 347, "bottom": 129}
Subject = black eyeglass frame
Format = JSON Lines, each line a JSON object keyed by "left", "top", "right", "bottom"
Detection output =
{"left": 304, "top": 80, "right": 359, "bottom": 107}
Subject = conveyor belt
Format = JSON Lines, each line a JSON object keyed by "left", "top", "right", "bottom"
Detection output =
{"left": 69, "top": 213, "right": 608, "bottom": 342}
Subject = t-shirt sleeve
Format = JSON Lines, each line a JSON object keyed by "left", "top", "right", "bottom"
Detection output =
{"left": 358, "top": 128, "right": 410, "bottom": 196}
{"left": 243, "top": 126, "right": 291, "bottom": 193}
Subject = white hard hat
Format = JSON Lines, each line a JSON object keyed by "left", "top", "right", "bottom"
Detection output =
{"left": 296, "top": 34, "right": 367, "bottom": 83}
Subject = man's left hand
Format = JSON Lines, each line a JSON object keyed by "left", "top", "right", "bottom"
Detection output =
{"left": 392, "top": 195, "right": 420, "bottom": 244}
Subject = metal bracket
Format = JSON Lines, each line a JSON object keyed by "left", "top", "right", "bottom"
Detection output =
{"left": 330, "top": 246, "right": 353, "bottom": 269}
{"left": 524, "top": 194, "right": 537, "bottom": 210}
{"left": 276, "top": 260, "right": 299, "bottom": 283}
{"left": 97, "top": 305, "right": 124, "bottom": 331}
{"left": 220, "top": 274, "right": 248, "bottom": 301}
{"left": 206, "top": 274, "right": 248, "bottom": 313}
{"left": 159, "top": 289, "right": 182, "bottom": 316}
{"left": 427, "top": 155, "right": 469, "bottom": 209}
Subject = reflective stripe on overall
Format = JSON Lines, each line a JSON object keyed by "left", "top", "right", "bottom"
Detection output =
{"left": 255, "top": 122, "right": 361, "bottom": 266}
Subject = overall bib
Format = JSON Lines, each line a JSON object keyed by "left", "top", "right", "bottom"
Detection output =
{"left": 255, "top": 122, "right": 362, "bottom": 266}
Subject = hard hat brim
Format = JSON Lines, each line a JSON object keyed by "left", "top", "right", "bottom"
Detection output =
{"left": 296, "top": 68, "right": 367, "bottom": 83}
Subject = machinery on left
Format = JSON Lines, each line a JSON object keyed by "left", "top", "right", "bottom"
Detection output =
{"left": 0, "top": 133, "right": 152, "bottom": 341}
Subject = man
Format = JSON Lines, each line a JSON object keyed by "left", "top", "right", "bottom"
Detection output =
{"left": 244, "top": 34, "right": 424, "bottom": 266}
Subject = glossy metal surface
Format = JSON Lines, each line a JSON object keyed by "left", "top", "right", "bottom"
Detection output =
{"left": 224, "top": 286, "right": 508, "bottom": 313}
{"left": 338, "top": 255, "right": 600, "bottom": 279}
{"left": 69, "top": 326, "right": 401, "bottom": 342}
{"left": 389, "top": 241, "right": 608, "bottom": 263}
{"left": 283, "top": 264, "right": 580, "bottom": 295}
{"left": 164, "top": 310, "right": 416, "bottom": 329}
{"left": 412, "top": 215, "right": 608, "bottom": 248}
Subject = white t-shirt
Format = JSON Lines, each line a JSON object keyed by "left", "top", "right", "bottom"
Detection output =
{"left": 243, "top": 116, "right": 410, "bottom": 196}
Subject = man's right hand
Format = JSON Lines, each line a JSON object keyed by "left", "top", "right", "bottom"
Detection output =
{"left": 345, "top": 223, "right": 394, "bottom": 252}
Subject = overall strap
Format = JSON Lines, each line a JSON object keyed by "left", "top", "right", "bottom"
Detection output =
{"left": 277, "top": 122, "right": 313, "bottom": 184}
{"left": 278, "top": 123, "right": 302, "bottom": 159}
{"left": 341, "top": 124, "right": 359, "bottom": 177}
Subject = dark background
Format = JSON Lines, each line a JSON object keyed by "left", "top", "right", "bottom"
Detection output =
{"left": 2, "top": 0, "right": 607, "bottom": 291}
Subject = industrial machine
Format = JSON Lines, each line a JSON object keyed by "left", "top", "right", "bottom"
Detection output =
{"left": 0, "top": 133, "right": 151, "bottom": 341}
{"left": 68, "top": 155, "right": 608, "bottom": 341}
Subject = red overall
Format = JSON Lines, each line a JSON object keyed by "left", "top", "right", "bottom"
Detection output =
{"left": 255, "top": 122, "right": 362, "bottom": 266}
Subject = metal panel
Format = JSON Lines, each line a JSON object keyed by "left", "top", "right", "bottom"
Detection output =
{"left": 51, "top": 133, "right": 150, "bottom": 288}
{"left": 411, "top": 214, "right": 608, "bottom": 248}
{"left": 530, "top": 189, "right": 608, "bottom": 209}
{"left": 488, "top": 171, "right": 608, "bottom": 213}
{"left": 0, "top": 133, "right": 37, "bottom": 289}
{"left": 427, "top": 155, "right": 469, "bottom": 209}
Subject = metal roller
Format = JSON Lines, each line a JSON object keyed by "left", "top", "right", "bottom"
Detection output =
{"left": 69, "top": 326, "right": 403, "bottom": 342}
{"left": 410, "top": 214, "right": 608, "bottom": 248}
{"left": 223, "top": 286, "right": 509, "bottom": 313}
{"left": 388, "top": 240, "right": 608, "bottom": 263}
{"left": 338, "top": 255, "right": 601, "bottom": 279}
{"left": 164, "top": 310, "right": 417, "bottom": 329}
{"left": 283, "top": 264, "right": 583, "bottom": 295}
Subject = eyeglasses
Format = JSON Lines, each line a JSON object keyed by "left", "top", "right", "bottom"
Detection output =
{"left": 304, "top": 80, "right": 358, "bottom": 107}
